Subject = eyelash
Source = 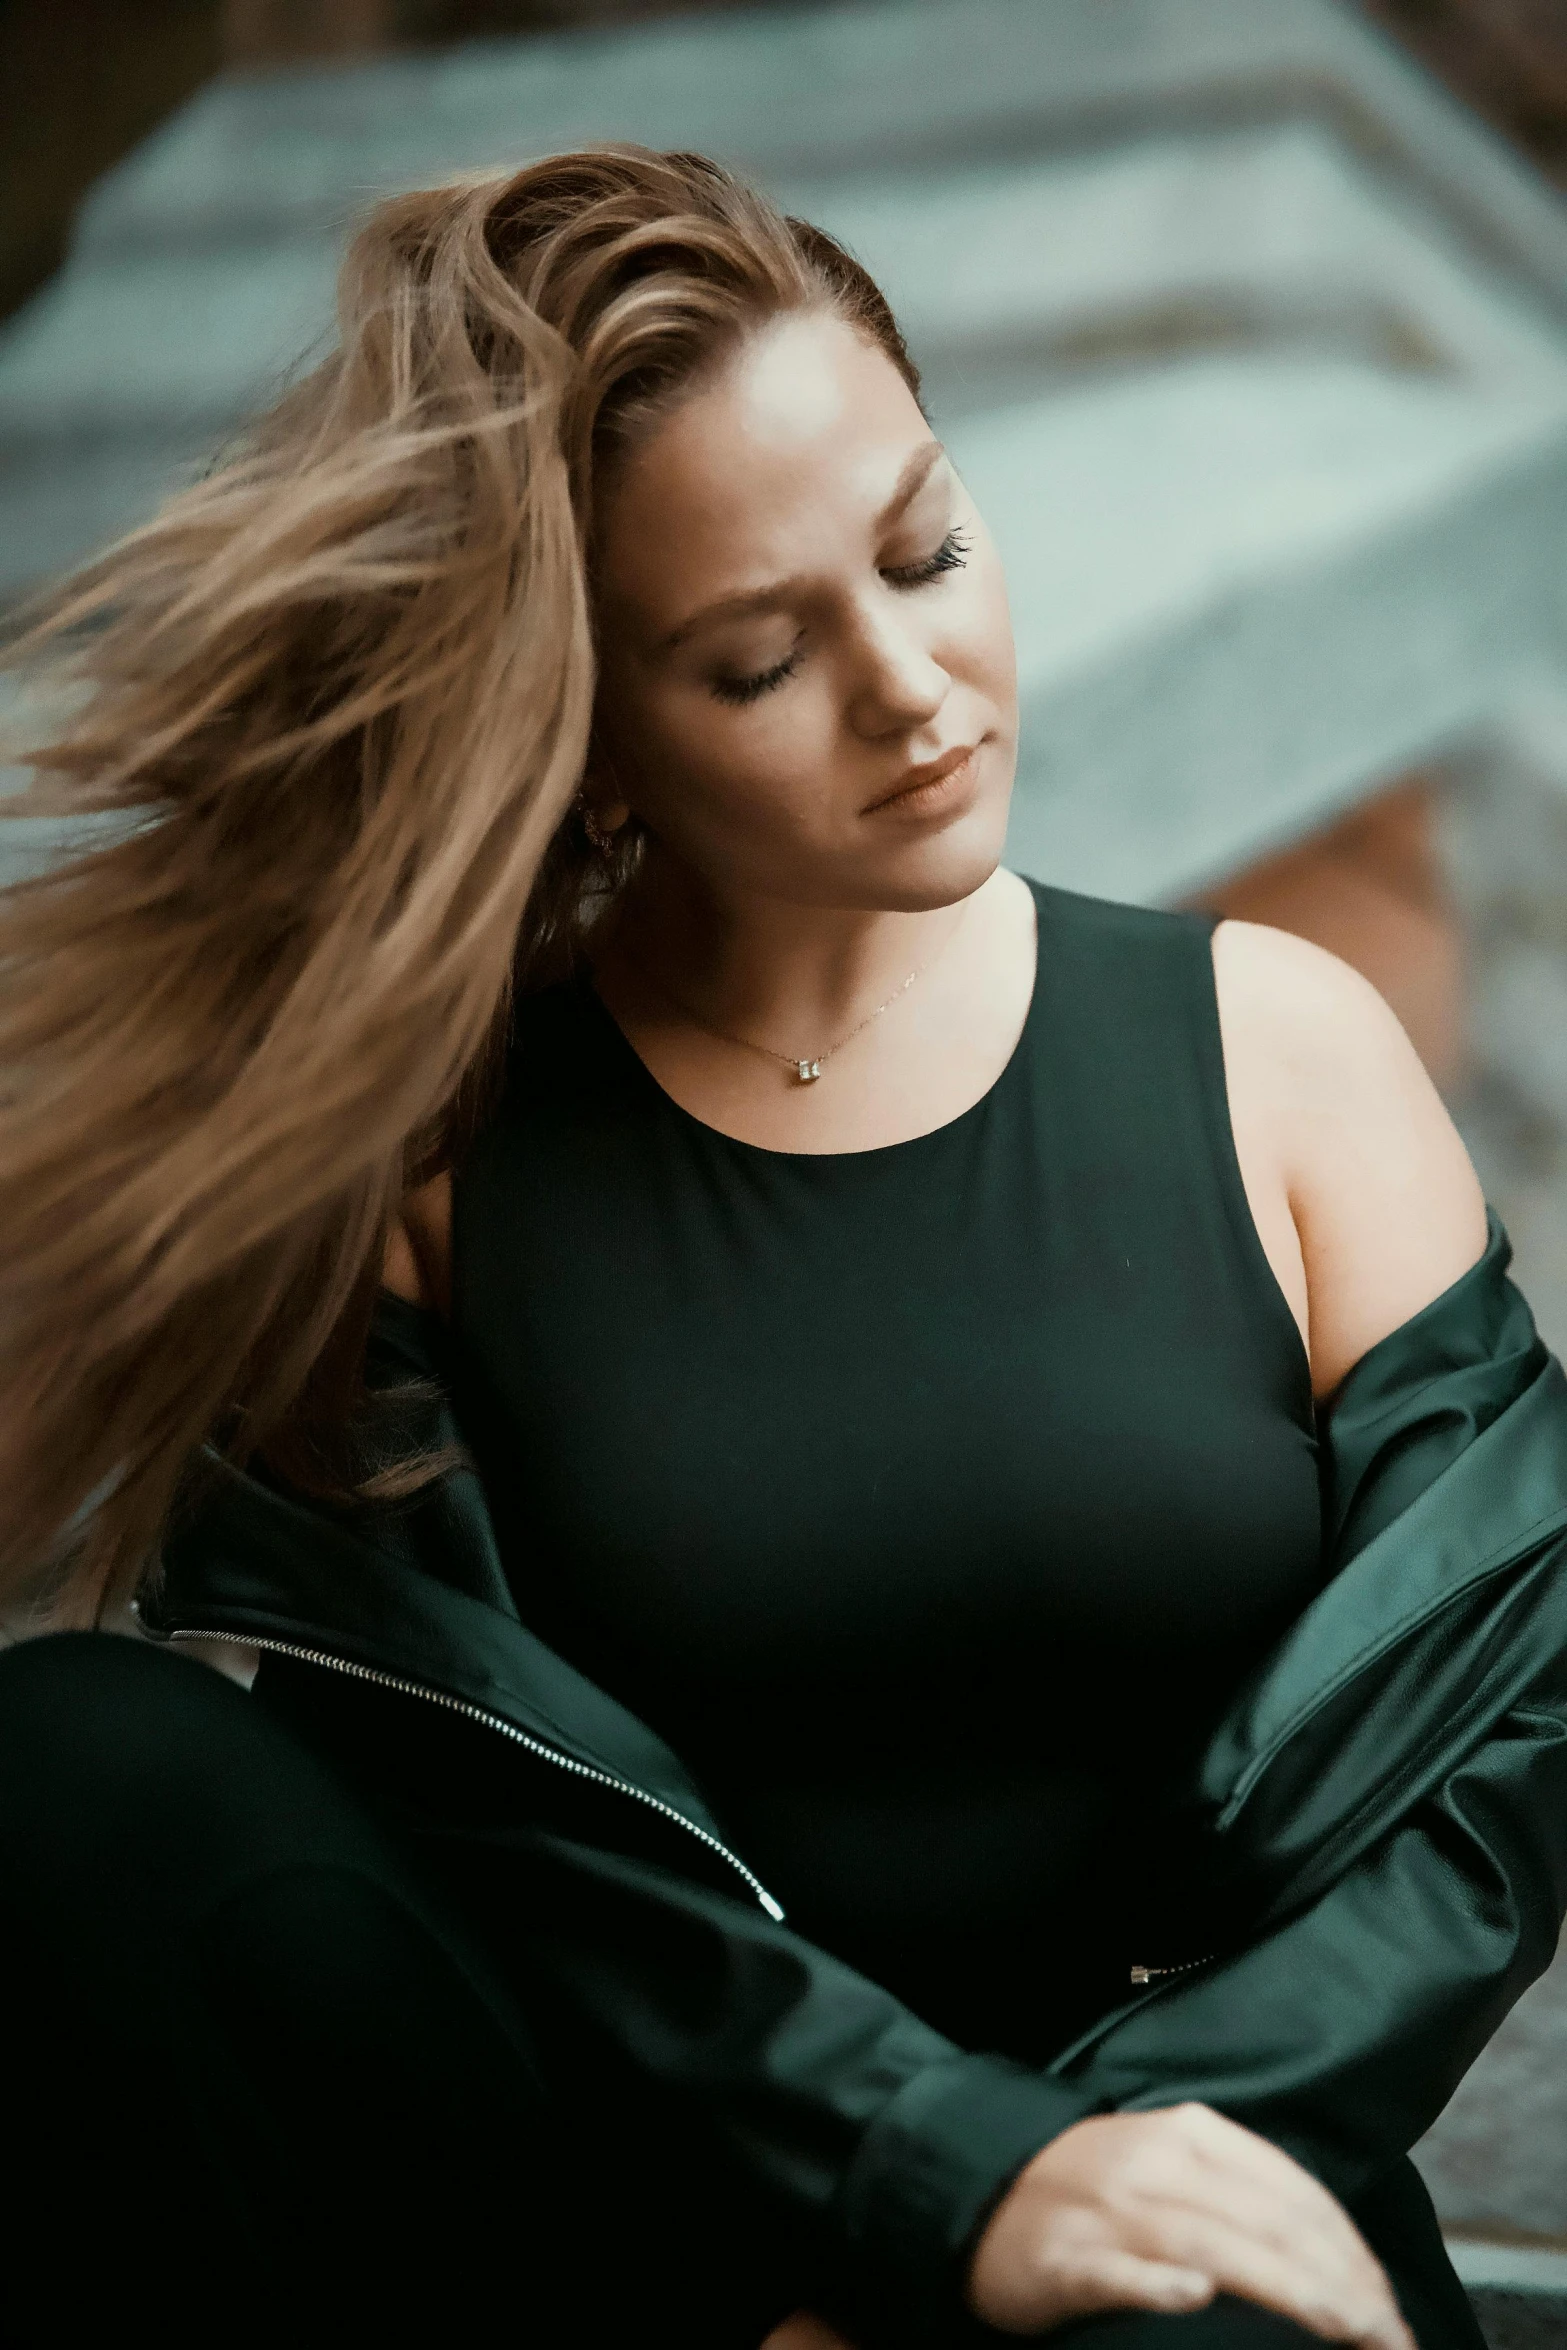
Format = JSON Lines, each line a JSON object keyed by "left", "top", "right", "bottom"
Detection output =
{"left": 710, "top": 527, "right": 973, "bottom": 707}
{"left": 711, "top": 652, "right": 802, "bottom": 709}
{"left": 885, "top": 525, "right": 972, "bottom": 590}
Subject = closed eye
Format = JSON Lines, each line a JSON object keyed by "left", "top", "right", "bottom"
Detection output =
{"left": 708, "top": 526, "right": 970, "bottom": 705}
{"left": 710, "top": 647, "right": 803, "bottom": 707}
{"left": 882, "top": 527, "right": 971, "bottom": 590}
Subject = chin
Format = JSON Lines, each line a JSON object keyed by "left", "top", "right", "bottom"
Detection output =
{"left": 868, "top": 794, "right": 1012, "bottom": 913}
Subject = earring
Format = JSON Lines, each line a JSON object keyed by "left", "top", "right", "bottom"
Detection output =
{"left": 579, "top": 798, "right": 617, "bottom": 855}
{"left": 579, "top": 794, "right": 631, "bottom": 856}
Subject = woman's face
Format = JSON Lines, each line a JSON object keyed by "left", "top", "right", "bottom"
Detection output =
{"left": 591, "top": 309, "right": 1018, "bottom": 914}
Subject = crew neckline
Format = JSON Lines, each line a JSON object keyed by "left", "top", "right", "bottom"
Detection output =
{"left": 580, "top": 881, "right": 1043, "bottom": 1166}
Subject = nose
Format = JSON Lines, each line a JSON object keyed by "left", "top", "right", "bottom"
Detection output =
{"left": 843, "top": 592, "right": 949, "bottom": 739}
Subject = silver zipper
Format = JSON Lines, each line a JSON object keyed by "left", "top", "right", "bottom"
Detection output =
{"left": 1130, "top": 1956, "right": 1214, "bottom": 1986}
{"left": 163, "top": 1625, "right": 785, "bottom": 1922}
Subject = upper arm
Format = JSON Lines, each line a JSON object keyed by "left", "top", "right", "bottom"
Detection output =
{"left": 1213, "top": 920, "right": 1486, "bottom": 1398}
{"left": 382, "top": 1170, "right": 454, "bottom": 1318}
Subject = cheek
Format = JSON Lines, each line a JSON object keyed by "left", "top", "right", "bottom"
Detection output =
{"left": 956, "top": 548, "right": 1017, "bottom": 704}
{"left": 613, "top": 677, "right": 839, "bottom": 847}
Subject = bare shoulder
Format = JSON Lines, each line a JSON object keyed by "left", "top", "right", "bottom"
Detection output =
{"left": 1212, "top": 919, "right": 1486, "bottom": 1394}
{"left": 382, "top": 1169, "right": 453, "bottom": 1316}
{"left": 1212, "top": 914, "right": 1405, "bottom": 1064}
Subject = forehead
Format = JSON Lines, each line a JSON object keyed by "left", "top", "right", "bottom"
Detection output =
{"left": 595, "top": 312, "right": 932, "bottom": 625}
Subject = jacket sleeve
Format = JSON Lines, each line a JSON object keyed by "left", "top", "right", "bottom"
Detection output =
{"left": 168, "top": 1306, "right": 1105, "bottom": 2344}
{"left": 254, "top": 1643, "right": 1100, "bottom": 2346}
{"left": 452, "top": 1823, "right": 1099, "bottom": 2343}
{"left": 1050, "top": 1221, "right": 1567, "bottom": 2201}
{"left": 1048, "top": 1685, "right": 1567, "bottom": 2203}
{"left": 1321, "top": 1211, "right": 1547, "bottom": 1567}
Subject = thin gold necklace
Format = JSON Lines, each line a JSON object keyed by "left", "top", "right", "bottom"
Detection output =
{"left": 629, "top": 911, "right": 962, "bottom": 1085}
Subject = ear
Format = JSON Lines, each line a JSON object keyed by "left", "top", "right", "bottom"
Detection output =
{"left": 579, "top": 745, "right": 632, "bottom": 835}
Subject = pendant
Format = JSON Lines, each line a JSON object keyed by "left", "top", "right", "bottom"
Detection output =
{"left": 795, "top": 1059, "right": 822, "bottom": 1083}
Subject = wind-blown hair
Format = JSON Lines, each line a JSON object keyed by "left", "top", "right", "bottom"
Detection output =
{"left": 0, "top": 146, "right": 919, "bottom": 1622}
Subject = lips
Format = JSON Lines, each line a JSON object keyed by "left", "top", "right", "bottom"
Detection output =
{"left": 866, "top": 742, "right": 981, "bottom": 814}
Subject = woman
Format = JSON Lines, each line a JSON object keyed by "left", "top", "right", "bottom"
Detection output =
{"left": 1, "top": 149, "right": 1563, "bottom": 2350}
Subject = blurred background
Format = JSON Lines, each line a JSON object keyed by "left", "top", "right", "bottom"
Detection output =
{"left": 2, "top": 0, "right": 1565, "bottom": 2335}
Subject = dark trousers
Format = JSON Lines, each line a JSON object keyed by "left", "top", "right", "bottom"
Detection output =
{"left": 0, "top": 1634, "right": 1480, "bottom": 2348}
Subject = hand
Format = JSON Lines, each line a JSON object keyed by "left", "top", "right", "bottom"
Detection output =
{"left": 967, "top": 2104, "right": 1416, "bottom": 2346}
{"left": 759, "top": 2316, "right": 857, "bottom": 2349}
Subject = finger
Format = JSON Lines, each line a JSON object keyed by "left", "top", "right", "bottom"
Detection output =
{"left": 1154, "top": 2116, "right": 1403, "bottom": 2307}
{"left": 757, "top": 2317, "right": 860, "bottom": 2350}
{"left": 1175, "top": 2111, "right": 1378, "bottom": 2233}
{"left": 1145, "top": 2226, "right": 1412, "bottom": 2350}
{"left": 1095, "top": 2111, "right": 1413, "bottom": 2350}
{"left": 1136, "top": 2195, "right": 1404, "bottom": 2333}
{"left": 1152, "top": 2171, "right": 1394, "bottom": 2309}
{"left": 1030, "top": 2251, "right": 1216, "bottom": 2329}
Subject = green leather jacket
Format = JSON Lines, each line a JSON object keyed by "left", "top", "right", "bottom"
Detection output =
{"left": 139, "top": 1214, "right": 1567, "bottom": 2339}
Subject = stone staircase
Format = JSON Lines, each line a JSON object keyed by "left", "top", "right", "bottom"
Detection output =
{"left": 8, "top": 0, "right": 1567, "bottom": 901}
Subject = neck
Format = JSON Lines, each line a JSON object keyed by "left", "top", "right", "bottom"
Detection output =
{"left": 608, "top": 847, "right": 985, "bottom": 1044}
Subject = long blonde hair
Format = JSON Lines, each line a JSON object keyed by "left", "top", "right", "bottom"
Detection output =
{"left": 0, "top": 147, "right": 920, "bottom": 1622}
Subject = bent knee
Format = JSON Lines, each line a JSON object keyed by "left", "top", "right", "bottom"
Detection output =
{"left": 0, "top": 1630, "right": 393, "bottom": 1925}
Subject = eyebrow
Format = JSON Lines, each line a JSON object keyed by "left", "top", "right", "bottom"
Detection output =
{"left": 656, "top": 439, "right": 947, "bottom": 652}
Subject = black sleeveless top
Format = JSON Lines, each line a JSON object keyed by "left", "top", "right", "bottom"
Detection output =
{"left": 452, "top": 883, "right": 1322, "bottom": 2060}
